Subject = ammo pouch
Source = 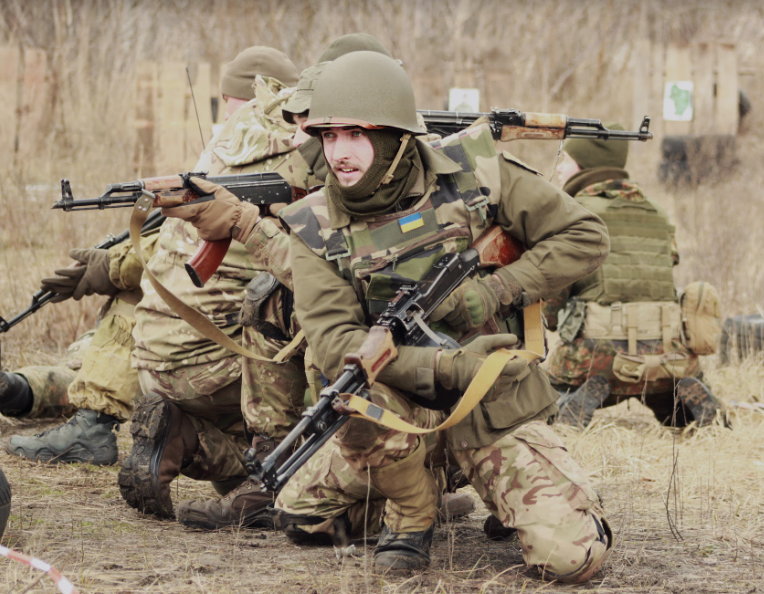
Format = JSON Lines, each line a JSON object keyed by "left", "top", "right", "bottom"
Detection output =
{"left": 582, "top": 300, "right": 692, "bottom": 383}
{"left": 582, "top": 301, "right": 682, "bottom": 352}
{"left": 239, "top": 272, "right": 294, "bottom": 342}
{"left": 680, "top": 281, "right": 722, "bottom": 355}
{"left": 612, "top": 351, "right": 692, "bottom": 383}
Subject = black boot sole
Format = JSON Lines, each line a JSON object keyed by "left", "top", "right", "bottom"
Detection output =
{"left": 0, "top": 467, "right": 10, "bottom": 541}
{"left": 118, "top": 394, "right": 174, "bottom": 518}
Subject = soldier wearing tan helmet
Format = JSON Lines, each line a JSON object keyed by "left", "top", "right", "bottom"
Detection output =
{"left": 164, "top": 33, "right": 473, "bottom": 534}
{"left": 164, "top": 50, "right": 614, "bottom": 582}
{"left": 548, "top": 126, "right": 726, "bottom": 429}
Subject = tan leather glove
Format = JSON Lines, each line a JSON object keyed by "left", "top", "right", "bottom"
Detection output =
{"left": 435, "top": 334, "right": 520, "bottom": 393}
{"left": 41, "top": 248, "right": 118, "bottom": 302}
{"left": 161, "top": 176, "right": 261, "bottom": 243}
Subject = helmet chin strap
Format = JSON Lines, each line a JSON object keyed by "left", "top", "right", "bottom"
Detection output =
{"left": 378, "top": 133, "right": 411, "bottom": 187}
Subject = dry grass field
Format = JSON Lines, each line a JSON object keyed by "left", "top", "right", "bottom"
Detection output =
{"left": 1, "top": 0, "right": 764, "bottom": 592}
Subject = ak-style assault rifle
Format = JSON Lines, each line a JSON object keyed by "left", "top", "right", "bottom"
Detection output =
{"left": 250, "top": 226, "right": 524, "bottom": 493}
{"left": 418, "top": 109, "right": 653, "bottom": 143}
{"left": 0, "top": 209, "right": 165, "bottom": 334}
{"left": 52, "top": 172, "right": 304, "bottom": 288}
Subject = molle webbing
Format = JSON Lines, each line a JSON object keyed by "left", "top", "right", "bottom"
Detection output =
{"left": 574, "top": 195, "right": 676, "bottom": 303}
{"left": 582, "top": 301, "right": 682, "bottom": 353}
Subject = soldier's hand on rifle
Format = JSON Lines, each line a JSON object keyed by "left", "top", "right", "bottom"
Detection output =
{"left": 40, "top": 248, "right": 118, "bottom": 302}
{"left": 435, "top": 334, "right": 524, "bottom": 393}
{"left": 430, "top": 271, "right": 521, "bottom": 333}
{"left": 161, "top": 176, "right": 261, "bottom": 243}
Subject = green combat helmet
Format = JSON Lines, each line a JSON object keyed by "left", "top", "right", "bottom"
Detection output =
{"left": 304, "top": 51, "right": 425, "bottom": 135}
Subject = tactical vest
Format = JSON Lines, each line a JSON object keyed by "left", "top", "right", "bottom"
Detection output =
{"left": 283, "top": 126, "right": 503, "bottom": 331}
{"left": 572, "top": 181, "right": 676, "bottom": 304}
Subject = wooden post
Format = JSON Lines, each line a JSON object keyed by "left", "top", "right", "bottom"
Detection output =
{"left": 0, "top": 47, "right": 20, "bottom": 156}
{"left": 133, "top": 61, "right": 158, "bottom": 177}
{"left": 692, "top": 42, "right": 715, "bottom": 135}
{"left": 17, "top": 49, "right": 48, "bottom": 156}
{"left": 715, "top": 43, "right": 738, "bottom": 136}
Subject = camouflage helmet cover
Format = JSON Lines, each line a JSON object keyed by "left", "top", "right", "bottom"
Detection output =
{"left": 304, "top": 51, "right": 425, "bottom": 135}
{"left": 282, "top": 63, "right": 328, "bottom": 124}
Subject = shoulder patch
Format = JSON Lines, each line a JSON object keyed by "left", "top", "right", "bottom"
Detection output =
{"left": 501, "top": 151, "right": 541, "bottom": 176}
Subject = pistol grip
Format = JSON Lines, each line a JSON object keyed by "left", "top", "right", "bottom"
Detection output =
{"left": 185, "top": 237, "right": 233, "bottom": 288}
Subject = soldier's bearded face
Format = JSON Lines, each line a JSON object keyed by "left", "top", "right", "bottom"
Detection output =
{"left": 555, "top": 151, "right": 581, "bottom": 187}
{"left": 321, "top": 127, "right": 374, "bottom": 187}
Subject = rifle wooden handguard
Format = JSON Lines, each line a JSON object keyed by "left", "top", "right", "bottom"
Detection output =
{"left": 471, "top": 225, "right": 525, "bottom": 268}
{"left": 345, "top": 326, "right": 399, "bottom": 387}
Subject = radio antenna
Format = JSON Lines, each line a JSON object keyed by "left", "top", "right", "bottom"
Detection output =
{"left": 186, "top": 66, "right": 206, "bottom": 150}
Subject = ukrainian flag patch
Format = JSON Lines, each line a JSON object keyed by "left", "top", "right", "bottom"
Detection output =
{"left": 399, "top": 212, "right": 424, "bottom": 233}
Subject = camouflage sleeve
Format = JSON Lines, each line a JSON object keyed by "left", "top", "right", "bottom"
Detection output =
{"left": 493, "top": 157, "right": 610, "bottom": 305}
{"left": 107, "top": 229, "right": 161, "bottom": 291}
{"left": 240, "top": 217, "right": 293, "bottom": 290}
{"left": 541, "top": 287, "right": 572, "bottom": 331}
{"left": 290, "top": 233, "right": 370, "bottom": 381}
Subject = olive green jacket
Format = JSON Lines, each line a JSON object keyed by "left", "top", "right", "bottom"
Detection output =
{"left": 284, "top": 128, "right": 610, "bottom": 447}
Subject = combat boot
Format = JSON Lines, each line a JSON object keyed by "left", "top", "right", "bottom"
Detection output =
{"left": 483, "top": 514, "right": 518, "bottom": 541}
{"left": 676, "top": 377, "right": 727, "bottom": 427}
{"left": 0, "top": 466, "right": 10, "bottom": 540}
{"left": 5, "top": 409, "right": 119, "bottom": 465}
{"left": 375, "top": 524, "right": 434, "bottom": 571}
{"left": 176, "top": 435, "right": 281, "bottom": 530}
{"left": 370, "top": 440, "right": 438, "bottom": 572}
{"left": 118, "top": 393, "right": 198, "bottom": 518}
{"left": 556, "top": 376, "right": 611, "bottom": 428}
{"left": 0, "top": 372, "right": 34, "bottom": 417}
{"left": 176, "top": 478, "right": 274, "bottom": 530}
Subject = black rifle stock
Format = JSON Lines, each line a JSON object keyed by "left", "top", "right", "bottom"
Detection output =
{"left": 0, "top": 210, "right": 166, "bottom": 334}
{"left": 250, "top": 226, "right": 524, "bottom": 493}
{"left": 52, "top": 172, "right": 305, "bottom": 288}
{"left": 418, "top": 109, "right": 653, "bottom": 142}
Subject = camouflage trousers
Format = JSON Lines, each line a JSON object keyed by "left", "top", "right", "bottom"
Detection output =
{"left": 68, "top": 298, "right": 141, "bottom": 421}
{"left": 275, "top": 383, "right": 606, "bottom": 575}
{"left": 275, "top": 384, "right": 448, "bottom": 538}
{"left": 547, "top": 336, "right": 701, "bottom": 397}
{"left": 14, "top": 297, "right": 141, "bottom": 421}
{"left": 137, "top": 358, "right": 249, "bottom": 482}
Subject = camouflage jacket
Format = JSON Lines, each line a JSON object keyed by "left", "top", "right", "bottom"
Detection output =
{"left": 132, "top": 78, "right": 316, "bottom": 371}
{"left": 281, "top": 124, "right": 610, "bottom": 448}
